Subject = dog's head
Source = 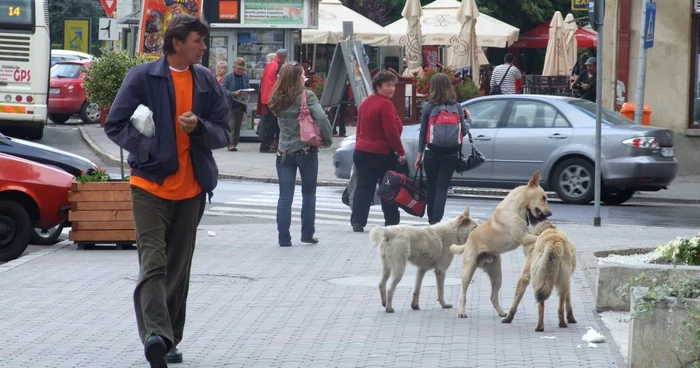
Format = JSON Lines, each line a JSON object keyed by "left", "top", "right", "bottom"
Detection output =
{"left": 523, "top": 171, "right": 552, "bottom": 225}
{"left": 454, "top": 206, "right": 478, "bottom": 244}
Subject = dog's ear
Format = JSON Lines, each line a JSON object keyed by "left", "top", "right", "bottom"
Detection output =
{"left": 528, "top": 170, "right": 542, "bottom": 187}
{"left": 458, "top": 206, "right": 472, "bottom": 224}
{"left": 462, "top": 206, "right": 470, "bottom": 218}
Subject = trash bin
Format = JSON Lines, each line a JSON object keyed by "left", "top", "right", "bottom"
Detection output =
{"left": 620, "top": 102, "right": 652, "bottom": 125}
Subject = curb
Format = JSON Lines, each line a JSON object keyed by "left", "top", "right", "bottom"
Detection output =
{"left": 78, "top": 127, "right": 692, "bottom": 206}
{"left": 0, "top": 240, "right": 72, "bottom": 274}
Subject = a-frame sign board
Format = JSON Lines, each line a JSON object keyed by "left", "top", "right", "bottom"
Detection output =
{"left": 319, "top": 41, "right": 374, "bottom": 113}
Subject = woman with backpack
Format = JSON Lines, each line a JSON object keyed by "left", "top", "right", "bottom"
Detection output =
{"left": 268, "top": 62, "right": 333, "bottom": 247}
{"left": 415, "top": 73, "right": 471, "bottom": 224}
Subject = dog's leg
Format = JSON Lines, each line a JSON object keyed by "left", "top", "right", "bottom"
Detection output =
{"left": 484, "top": 255, "right": 507, "bottom": 317}
{"left": 458, "top": 254, "right": 478, "bottom": 318}
{"left": 411, "top": 269, "right": 428, "bottom": 310}
{"left": 385, "top": 262, "right": 406, "bottom": 313}
{"left": 558, "top": 289, "right": 567, "bottom": 328}
{"left": 379, "top": 262, "right": 391, "bottom": 308}
{"left": 434, "top": 269, "right": 452, "bottom": 309}
{"left": 535, "top": 301, "right": 545, "bottom": 332}
{"left": 502, "top": 256, "right": 532, "bottom": 323}
{"left": 564, "top": 282, "right": 576, "bottom": 324}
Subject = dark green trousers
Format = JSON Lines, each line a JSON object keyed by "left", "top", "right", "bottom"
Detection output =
{"left": 130, "top": 185, "right": 205, "bottom": 349}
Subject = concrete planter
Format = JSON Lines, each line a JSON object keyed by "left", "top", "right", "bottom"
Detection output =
{"left": 629, "top": 287, "right": 700, "bottom": 368}
{"left": 595, "top": 248, "right": 700, "bottom": 312}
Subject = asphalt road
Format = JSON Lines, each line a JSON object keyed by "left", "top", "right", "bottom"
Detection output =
{"left": 5, "top": 121, "right": 698, "bottom": 262}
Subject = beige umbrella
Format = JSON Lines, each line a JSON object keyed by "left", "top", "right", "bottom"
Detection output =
{"left": 563, "top": 13, "right": 578, "bottom": 75}
{"left": 542, "top": 11, "right": 567, "bottom": 76}
{"left": 401, "top": 0, "right": 423, "bottom": 76}
{"left": 447, "top": 0, "right": 480, "bottom": 86}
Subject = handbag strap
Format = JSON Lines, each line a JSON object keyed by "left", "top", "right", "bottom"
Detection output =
{"left": 412, "top": 168, "right": 424, "bottom": 184}
{"left": 300, "top": 89, "right": 308, "bottom": 108}
{"left": 497, "top": 65, "right": 512, "bottom": 87}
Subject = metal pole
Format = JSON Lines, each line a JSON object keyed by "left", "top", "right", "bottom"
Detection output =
{"left": 633, "top": 0, "right": 648, "bottom": 125}
{"left": 593, "top": 1, "right": 605, "bottom": 227}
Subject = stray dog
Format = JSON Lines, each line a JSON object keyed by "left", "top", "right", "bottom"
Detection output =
{"left": 501, "top": 221, "right": 577, "bottom": 331}
{"left": 370, "top": 207, "right": 478, "bottom": 313}
{"left": 449, "top": 171, "right": 551, "bottom": 319}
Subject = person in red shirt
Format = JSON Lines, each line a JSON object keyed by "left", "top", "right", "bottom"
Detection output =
{"left": 350, "top": 70, "right": 406, "bottom": 232}
{"left": 258, "top": 48, "right": 287, "bottom": 152}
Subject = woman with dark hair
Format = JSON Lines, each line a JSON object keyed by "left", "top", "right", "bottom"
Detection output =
{"left": 268, "top": 62, "right": 333, "bottom": 247}
{"left": 415, "top": 73, "right": 470, "bottom": 224}
{"left": 350, "top": 70, "right": 406, "bottom": 232}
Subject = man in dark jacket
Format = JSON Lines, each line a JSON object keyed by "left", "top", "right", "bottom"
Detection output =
{"left": 573, "top": 57, "right": 597, "bottom": 102}
{"left": 221, "top": 57, "right": 251, "bottom": 151}
{"left": 104, "top": 15, "right": 230, "bottom": 368}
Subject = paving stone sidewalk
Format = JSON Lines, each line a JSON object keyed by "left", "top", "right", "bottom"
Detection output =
{"left": 78, "top": 125, "right": 700, "bottom": 204}
{"left": 0, "top": 221, "right": 696, "bottom": 368}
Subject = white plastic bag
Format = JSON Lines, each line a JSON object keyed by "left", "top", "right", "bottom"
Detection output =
{"left": 130, "top": 104, "right": 155, "bottom": 138}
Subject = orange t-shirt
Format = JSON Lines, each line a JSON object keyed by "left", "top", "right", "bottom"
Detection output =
{"left": 130, "top": 67, "right": 202, "bottom": 200}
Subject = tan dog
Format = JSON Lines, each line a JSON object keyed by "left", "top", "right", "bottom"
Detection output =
{"left": 501, "top": 221, "right": 577, "bottom": 331}
{"left": 449, "top": 171, "right": 551, "bottom": 319}
{"left": 370, "top": 207, "right": 478, "bottom": 313}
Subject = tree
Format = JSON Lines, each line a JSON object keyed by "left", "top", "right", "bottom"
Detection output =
{"left": 49, "top": 0, "right": 106, "bottom": 54}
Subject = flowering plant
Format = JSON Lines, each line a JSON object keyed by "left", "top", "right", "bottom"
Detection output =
{"left": 74, "top": 167, "right": 111, "bottom": 183}
{"left": 308, "top": 75, "right": 326, "bottom": 99}
{"left": 654, "top": 236, "right": 700, "bottom": 266}
{"left": 415, "top": 66, "right": 482, "bottom": 102}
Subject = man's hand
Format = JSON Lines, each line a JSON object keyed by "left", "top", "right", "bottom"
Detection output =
{"left": 398, "top": 155, "right": 407, "bottom": 165}
{"left": 234, "top": 90, "right": 241, "bottom": 95}
{"left": 581, "top": 83, "right": 590, "bottom": 90}
{"left": 179, "top": 112, "right": 198, "bottom": 133}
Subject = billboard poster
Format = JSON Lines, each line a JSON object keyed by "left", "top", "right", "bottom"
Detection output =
{"left": 64, "top": 18, "right": 91, "bottom": 54}
{"left": 243, "top": 0, "right": 304, "bottom": 26}
{"left": 138, "top": 0, "right": 203, "bottom": 59}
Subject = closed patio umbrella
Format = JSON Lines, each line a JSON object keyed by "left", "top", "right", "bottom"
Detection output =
{"left": 401, "top": 0, "right": 424, "bottom": 76}
{"left": 563, "top": 13, "right": 578, "bottom": 75}
{"left": 542, "top": 11, "right": 567, "bottom": 76}
{"left": 447, "top": 0, "right": 480, "bottom": 85}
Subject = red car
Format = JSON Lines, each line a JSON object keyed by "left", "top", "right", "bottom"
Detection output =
{"left": 48, "top": 60, "right": 100, "bottom": 125}
{"left": 0, "top": 153, "right": 72, "bottom": 262}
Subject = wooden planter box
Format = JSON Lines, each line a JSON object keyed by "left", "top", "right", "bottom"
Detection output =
{"left": 68, "top": 181, "right": 136, "bottom": 248}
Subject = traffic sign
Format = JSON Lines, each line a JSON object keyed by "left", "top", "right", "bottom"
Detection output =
{"left": 100, "top": 0, "right": 117, "bottom": 18}
{"left": 99, "top": 18, "right": 118, "bottom": 41}
{"left": 644, "top": 1, "right": 656, "bottom": 48}
{"left": 572, "top": 0, "right": 589, "bottom": 11}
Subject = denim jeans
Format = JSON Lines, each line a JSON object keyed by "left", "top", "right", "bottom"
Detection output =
{"left": 423, "top": 150, "right": 459, "bottom": 224}
{"left": 276, "top": 151, "right": 318, "bottom": 244}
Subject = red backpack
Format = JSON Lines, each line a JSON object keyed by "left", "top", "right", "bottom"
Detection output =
{"left": 426, "top": 108, "right": 463, "bottom": 150}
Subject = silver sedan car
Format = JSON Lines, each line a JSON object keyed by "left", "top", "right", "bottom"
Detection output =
{"left": 332, "top": 95, "right": 678, "bottom": 205}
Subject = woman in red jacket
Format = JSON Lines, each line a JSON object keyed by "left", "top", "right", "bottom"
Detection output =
{"left": 350, "top": 70, "right": 406, "bottom": 232}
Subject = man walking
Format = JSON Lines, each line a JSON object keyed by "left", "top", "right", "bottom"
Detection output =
{"left": 258, "top": 48, "right": 287, "bottom": 153}
{"left": 105, "top": 15, "right": 230, "bottom": 368}
{"left": 222, "top": 57, "right": 251, "bottom": 151}
{"left": 490, "top": 53, "right": 522, "bottom": 95}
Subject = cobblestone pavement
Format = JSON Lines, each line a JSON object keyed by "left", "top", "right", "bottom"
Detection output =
{"left": 0, "top": 222, "right": 696, "bottom": 368}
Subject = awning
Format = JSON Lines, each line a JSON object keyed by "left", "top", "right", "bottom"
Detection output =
{"left": 510, "top": 23, "right": 597, "bottom": 49}
{"left": 301, "top": 0, "right": 390, "bottom": 46}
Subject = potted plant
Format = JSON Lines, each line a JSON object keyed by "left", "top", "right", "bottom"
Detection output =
{"left": 308, "top": 75, "right": 326, "bottom": 99}
{"left": 68, "top": 167, "right": 136, "bottom": 249}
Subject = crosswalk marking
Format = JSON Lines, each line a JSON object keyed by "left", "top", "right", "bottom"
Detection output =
{"left": 205, "top": 188, "right": 494, "bottom": 227}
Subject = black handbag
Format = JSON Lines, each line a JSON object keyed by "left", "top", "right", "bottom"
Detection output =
{"left": 456, "top": 132, "right": 486, "bottom": 174}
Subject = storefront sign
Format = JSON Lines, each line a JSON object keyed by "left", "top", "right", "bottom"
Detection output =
{"left": 243, "top": 0, "right": 305, "bottom": 26}
{"left": 571, "top": 0, "right": 589, "bottom": 11}
{"left": 64, "top": 18, "right": 91, "bottom": 54}
{"left": 219, "top": 0, "right": 239, "bottom": 20}
{"left": 138, "top": 0, "right": 203, "bottom": 58}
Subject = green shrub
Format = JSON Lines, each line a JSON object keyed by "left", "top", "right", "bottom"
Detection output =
{"left": 83, "top": 48, "right": 150, "bottom": 107}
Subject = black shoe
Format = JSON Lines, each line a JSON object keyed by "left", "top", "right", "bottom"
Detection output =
{"left": 144, "top": 335, "right": 168, "bottom": 368}
{"left": 166, "top": 347, "right": 183, "bottom": 364}
{"left": 279, "top": 242, "right": 292, "bottom": 247}
{"left": 352, "top": 224, "right": 364, "bottom": 232}
{"left": 301, "top": 237, "right": 318, "bottom": 244}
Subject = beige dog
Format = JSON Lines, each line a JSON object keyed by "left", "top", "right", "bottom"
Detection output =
{"left": 501, "top": 221, "right": 577, "bottom": 331}
{"left": 370, "top": 208, "right": 478, "bottom": 313}
{"left": 449, "top": 171, "right": 552, "bottom": 319}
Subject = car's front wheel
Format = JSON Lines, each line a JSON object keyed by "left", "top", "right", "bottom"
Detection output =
{"left": 602, "top": 189, "right": 635, "bottom": 206}
{"left": 31, "top": 224, "right": 65, "bottom": 245}
{"left": 0, "top": 199, "right": 32, "bottom": 262}
{"left": 551, "top": 158, "right": 595, "bottom": 205}
{"left": 79, "top": 101, "right": 100, "bottom": 124}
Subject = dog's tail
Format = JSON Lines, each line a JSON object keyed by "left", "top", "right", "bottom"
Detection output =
{"left": 369, "top": 226, "right": 386, "bottom": 248}
{"left": 531, "top": 236, "right": 565, "bottom": 303}
{"left": 449, "top": 243, "right": 466, "bottom": 255}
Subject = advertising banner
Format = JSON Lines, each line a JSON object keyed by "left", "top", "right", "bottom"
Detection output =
{"left": 138, "top": 0, "right": 203, "bottom": 59}
{"left": 64, "top": 18, "right": 91, "bottom": 54}
{"left": 243, "top": 0, "right": 304, "bottom": 26}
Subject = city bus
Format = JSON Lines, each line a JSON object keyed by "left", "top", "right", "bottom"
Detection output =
{"left": 0, "top": 0, "right": 50, "bottom": 140}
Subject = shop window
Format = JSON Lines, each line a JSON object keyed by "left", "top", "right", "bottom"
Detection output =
{"left": 238, "top": 30, "right": 285, "bottom": 80}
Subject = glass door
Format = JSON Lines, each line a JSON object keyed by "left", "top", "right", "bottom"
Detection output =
{"left": 208, "top": 31, "right": 235, "bottom": 75}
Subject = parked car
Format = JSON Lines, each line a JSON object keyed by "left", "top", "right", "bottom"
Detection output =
{"left": 333, "top": 95, "right": 678, "bottom": 205}
{"left": 0, "top": 132, "right": 97, "bottom": 177}
{"left": 50, "top": 49, "right": 94, "bottom": 67}
{"left": 0, "top": 153, "right": 73, "bottom": 261}
{"left": 48, "top": 60, "right": 100, "bottom": 124}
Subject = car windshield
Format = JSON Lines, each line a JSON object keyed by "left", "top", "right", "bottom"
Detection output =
{"left": 568, "top": 100, "right": 635, "bottom": 125}
{"left": 50, "top": 64, "right": 83, "bottom": 78}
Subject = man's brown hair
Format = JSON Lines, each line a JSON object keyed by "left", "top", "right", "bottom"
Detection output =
{"left": 163, "top": 15, "right": 209, "bottom": 55}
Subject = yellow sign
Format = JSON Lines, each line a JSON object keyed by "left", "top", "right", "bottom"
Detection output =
{"left": 572, "top": 0, "right": 589, "bottom": 11}
{"left": 64, "top": 19, "right": 91, "bottom": 54}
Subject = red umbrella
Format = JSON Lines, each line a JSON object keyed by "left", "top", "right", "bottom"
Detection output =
{"left": 510, "top": 23, "right": 597, "bottom": 49}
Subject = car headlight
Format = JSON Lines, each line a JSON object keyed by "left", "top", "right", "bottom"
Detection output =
{"left": 340, "top": 138, "right": 355, "bottom": 148}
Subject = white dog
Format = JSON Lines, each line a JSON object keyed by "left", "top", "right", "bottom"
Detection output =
{"left": 370, "top": 208, "right": 478, "bottom": 313}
